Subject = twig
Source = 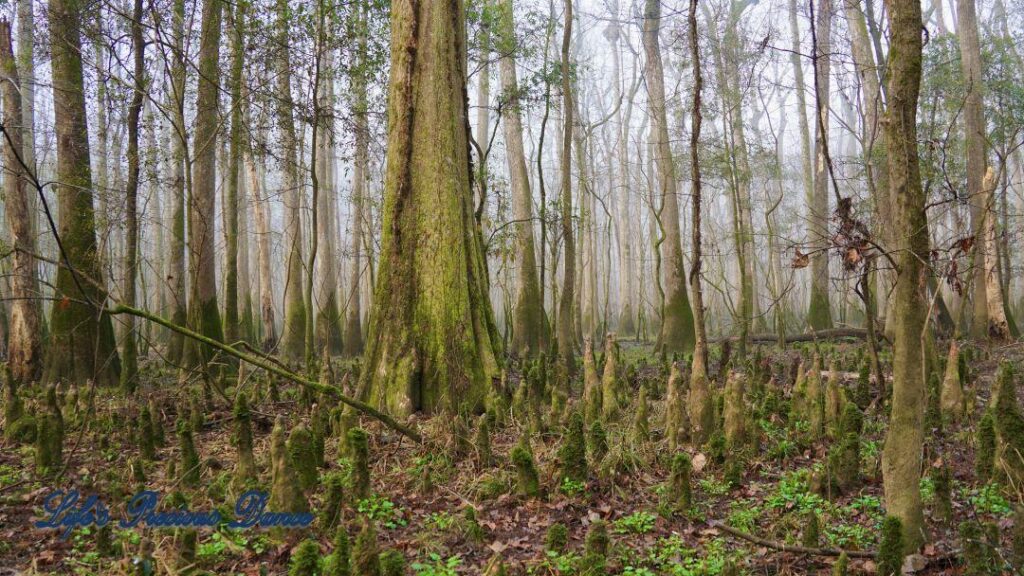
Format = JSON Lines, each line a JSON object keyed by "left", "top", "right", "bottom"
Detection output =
{"left": 708, "top": 520, "right": 876, "bottom": 559}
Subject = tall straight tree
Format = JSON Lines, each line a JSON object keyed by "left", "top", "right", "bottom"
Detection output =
{"left": 224, "top": 0, "right": 247, "bottom": 347}
{"left": 958, "top": 0, "right": 1009, "bottom": 341}
{"left": 643, "top": 0, "right": 694, "bottom": 355}
{"left": 165, "top": 0, "right": 188, "bottom": 363}
{"left": 497, "top": 0, "right": 545, "bottom": 356}
{"left": 358, "top": 0, "right": 501, "bottom": 415}
{"left": 273, "top": 0, "right": 308, "bottom": 361}
{"left": 120, "top": 0, "right": 146, "bottom": 392}
{"left": 881, "top": 0, "right": 927, "bottom": 552}
{"left": 187, "top": 0, "right": 225, "bottom": 365}
{"left": 43, "top": 0, "right": 120, "bottom": 386}
{"left": 343, "top": 0, "right": 369, "bottom": 357}
{"left": 0, "top": 20, "right": 41, "bottom": 384}
{"left": 807, "top": 0, "right": 833, "bottom": 330}
{"left": 556, "top": 0, "right": 577, "bottom": 369}
{"left": 314, "top": 50, "right": 342, "bottom": 356}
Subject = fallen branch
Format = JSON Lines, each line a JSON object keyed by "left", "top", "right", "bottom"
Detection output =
{"left": 713, "top": 328, "right": 880, "bottom": 344}
{"left": 108, "top": 304, "right": 422, "bottom": 443}
{"left": 708, "top": 520, "right": 876, "bottom": 559}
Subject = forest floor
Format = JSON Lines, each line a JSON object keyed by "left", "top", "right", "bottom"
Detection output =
{"left": 0, "top": 339, "right": 1021, "bottom": 575}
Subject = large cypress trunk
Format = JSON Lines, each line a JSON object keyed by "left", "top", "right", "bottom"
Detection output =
{"left": 0, "top": 22, "right": 41, "bottom": 384}
{"left": 186, "top": 0, "right": 225, "bottom": 365}
{"left": 881, "top": 0, "right": 927, "bottom": 552}
{"left": 343, "top": 2, "right": 368, "bottom": 357}
{"left": 358, "top": 0, "right": 500, "bottom": 415}
{"left": 43, "top": 0, "right": 120, "bottom": 387}
{"left": 273, "top": 0, "right": 308, "bottom": 362}
{"left": 497, "top": 0, "right": 545, "bottom": 357}
{"left": 643, "top": 0, "right": 694, "bottom": 355}
{"left": 807, "top": 0, "right": 834, "bottom": 331}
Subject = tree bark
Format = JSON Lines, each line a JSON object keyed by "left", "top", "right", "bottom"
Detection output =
{"left": 187, "top": 0, "right": 225, "bottom": 366}
{"left": 165, "top": 0, "right": 188, "bottom": 363}
{"left": 556, "top": 0, "right": 577, "bottom": 369}
{"left": 247, "top": 152, "right": 277, "bottom": 351}
{"left": 0, "top": 21, "right": 41, "bottom": 384}
{"left": 957, "top": 0, "right": 1007, "bottom": 341}
{"left": 344, "top": 0, "right": 369, "bottom": 357}
{"left": 643, "top": 0, "right": 694, "bottom": 355}
{"left": 314, "top": 49, "right": 343, "bottom": 356}
{"left": 881, "top": 0, "right": 927, "bottom": 552}
{"left": 273, "top": 0, "right": 308, "bottom": 361}
{"left": 120, "top": 0, "right": 145, "bottom": 393}
{"left": 357, "top": 0, "right": 501, "bottom": 415}
{"left": 43, "top": 0, "right": 120, "bottom": 386}
{"left": 497, "top": 0, "right": 545, "bottom": 357}
{"left": 223, "top": 0, "right": 246, "bottom": 348}
{"left": 808, "top": 0, "right": 833, "bottom": 330}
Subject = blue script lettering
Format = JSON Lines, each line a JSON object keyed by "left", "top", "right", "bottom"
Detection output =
{"left": 229, "top": 490, "right": 314, "bottom": 529}
{"left": 120, "top": 491, "right": 221, "bottom": 529}
{"left": 34, "top": 489, "right": 110, "bottom": 540}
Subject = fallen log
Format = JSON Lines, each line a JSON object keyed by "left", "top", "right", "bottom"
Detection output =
{"left": 713, "top": 328, "right": 877, "bottom": 344}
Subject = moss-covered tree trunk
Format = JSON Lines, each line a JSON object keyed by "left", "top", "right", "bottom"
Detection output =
{"left": 120, "top": 0, "right": 145, "bottom": 393}
{"left": 497, "top": 0, "right": 545, "bottom": 357}
{"left": 43, "top": 0, "right": 120, "bottom": 387}
{"left": 247, "top": 152, "right": 277, "bottom": 351}
{"left": 0, "top": 22, "right": 41, "bottom": 385}
{"left": 223, "top": 0, "right": 246, "bottom": 347}
{"left": 881, "top": 0, "right": 927, "bottom": 552}
{"left": 343, "top": 1, "right": 368, "bottom": 357}
{"left": 556, "top": 0, "right": 577, "bottom": 369}
{"left": 957, "top": 0, "right": 1008, "bottom": 341}
{"left": 643, "top": 0, "right": 694, "bottom": 356}
{"left": 186, "top": 0, "right": 225, "bottom": 366}
{"left": 807, "top": 0, "right": 833, "bottom": 331}
{"left": 687, "top": 0, "right": 708, "bottom": 378}
{"left": 273, "top": 0, "right": 308, "bottom": 362}
{"left": 314, "top": 50, "right": 343, "bottom": 357}
{"left": 357, "top": 0, "right": 501, "bottom": 415}
{"left": 165, "top": 0, "right": 188, "bottom": 363}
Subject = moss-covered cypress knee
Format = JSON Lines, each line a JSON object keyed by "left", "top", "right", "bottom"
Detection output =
{"left": 34, "top": 410, "right": 64, "bottom": 475}
{"left": 176, "top": 419, "right": 201, "bottom": 487}
{"left": 583, "top": 338, "right": 602, "bottom": 424}
{"left": 993, "top": 362, "right": 1024, "bottom": 488}
{"left": 960, "top": 520, "right": 998, "bottom": 576}
{"left": 545, "top": 522, "right": 568, "bottom": 552}
{"left": 688, "top": 356, "right": 715, "bottom": 445}
{"left": 321, "top": 471, "right": 348, "bottom": 531}
{"left": 976, "top": 411, "right": 996, "bottom": 482}
{"left": 353, "top": 519, "right": 381, "bottom": 576}
{"left": 511, "top": 436, "right": 541, "bottom": 498}
{"left": 632, "top": 385, "right": 650, "bottom": 443}
{"left": 233, "top": 392, "right": 255, "bottom": 487}
{"left": 669, "top": 452, "right": 692, "bottom": 513}
{"left": 378, "top": 550, "right": 404, "bottom": 576}
{"left": 475, "top": 414, "right": 493, "bottom": 468}
{"left": 664, "top": 362, "right": 688, "bottom": 450}
{"left": 723, "top": 371, "right": 748, "bottom": 450}
{"left": 559, "top": 410, "right": 587, "bottom": 483}
{"left": 462, "top": 505, "right": 485, "bottom": 542}
{"left": 290, "top": 538, "right": 321, "bottom": 576}
{"left": 348, "top": 427, "right": 371, "bottom": 501}
{"left": 288, "top": 424, "right": 318, "bottom": 491}
{"left": 270, "top": 416, "right": 308, "bottom": 513}
{"left": 325, "top": 526, "right": 351, "bottom": 576}
{"left": 139, "top": 404, "right": 156, "bottom": 461}
{"left": 600, "top": 335, "right": 620, "bottom": 421}
{"left": 877, "top": 516, "right": 904, "bottom": 576}
{"left": 587, "top": 420, "right": 608, "bottom": 466}
{"left": 1012, "top": 505, "right": 1024, "bottom": 572}
{"left": 801, "top": 510, "right": 820, "bottom": 547}
{"left": 832, "top": 552, "right": 848, "bottom": 576}
{"left": 932, "top": 463, "right": 952, "bottom": 524}
{"left": 940, "top": 342, "right": 964, "bottom": 422}
{"left": 582, "top": 520, "right": 609, "bottom": 576}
